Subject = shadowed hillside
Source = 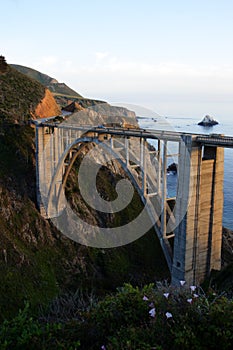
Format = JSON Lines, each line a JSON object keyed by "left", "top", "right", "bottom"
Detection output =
{"left": 0, "top": 59, "right": 60, "bottom": 122}
{"left": 0, "top": 57, "right": 169, "bottom": 320}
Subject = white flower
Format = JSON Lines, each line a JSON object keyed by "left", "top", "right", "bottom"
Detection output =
{"left": 193, "top": 293, "right": 199, "bottom": 298}
{"left": 149, "top": 302, "right": 154, "bottom": 308}
{"left": 163, "top": 293, "right": 169, "bottom": 299}
{"left": 165, "top": 312, "right": 173, "bottom": 319}
{"left": 190, "top": 285, "right": 196, "bottom": 292}
{"left": 143, "top": 295, "right": 149, "bottom": 301}
{"left": 180, "top": 280, "right": 186, "bottom": 286}
{"left": 149, "top": 308, "right": 156, "bottom": 318}
{"left": 187, "top": 298, "right": 192, "bottom": 304}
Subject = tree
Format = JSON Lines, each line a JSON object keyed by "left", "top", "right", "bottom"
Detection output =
{"left": 0, "top": 55, "right": 7, "bottom": 73}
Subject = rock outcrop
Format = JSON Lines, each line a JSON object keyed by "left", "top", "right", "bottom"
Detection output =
{"left": 34, "top": 89, "right": 61, "bottom": 119}
{"left": 167, "top": 162, "right": 177, "bottom": 174}
{"left": 63, "top": 102, "right": 138, "bottom": 127}
{"left": 198, "top": 115, "right": 219, "bottom": 126}
{"left": 62, "top": 100, "right": 83, "bottom": 113}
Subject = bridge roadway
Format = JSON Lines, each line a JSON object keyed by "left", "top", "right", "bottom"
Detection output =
{"left": 40, "top": 121, "right": 233, "bottom": 148}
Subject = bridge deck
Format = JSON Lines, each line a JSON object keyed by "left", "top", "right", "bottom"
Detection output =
{"left": 36, "top": 121, "right": 233, "bottom": 148}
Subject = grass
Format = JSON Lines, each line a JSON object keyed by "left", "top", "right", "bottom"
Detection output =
{"left": 0, "top": 65, "right": 45, "bottom": 122}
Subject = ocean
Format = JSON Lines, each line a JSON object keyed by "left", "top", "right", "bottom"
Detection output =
{"left": 137, "top": 115, "right": 233, "bottom": 230}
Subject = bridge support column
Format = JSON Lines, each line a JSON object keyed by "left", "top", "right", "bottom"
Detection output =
{"left": 36, "top": 126, "right": 64, "bottom": 218}
{"left": 172, "top": 137, "right": 224, "bottom": 285}
{"left": 35, "top": 126, "right": 51, "bottom": 217}
{"left": 140, "top": 138, "right": 147, "bottom": 196}
{"left": 161, "top": 141, "right": 167, "bottom": 237}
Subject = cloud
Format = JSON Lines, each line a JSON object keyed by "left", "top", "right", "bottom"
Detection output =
{"left": 68, "top": 56, "right": 233, "bottom": 96}
{"left": 30, "top": 53, "right": 233, "bottom": 117}
{"left": 95, "top": 51, "right": 109, "bottom": 61}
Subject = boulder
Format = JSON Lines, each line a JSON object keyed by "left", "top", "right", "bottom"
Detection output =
{"left": 167, "top": 163, "right": 177, "bottom": 174}
{"left": 198, "top": 115, "right": 219, "bottom": 126}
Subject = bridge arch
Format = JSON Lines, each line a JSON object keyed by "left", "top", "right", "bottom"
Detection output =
{"left": 47, "top": 136, "right": 147, "bottom": 214}
{"left": 45, "top": 135, "right": 173, "bottom": 267}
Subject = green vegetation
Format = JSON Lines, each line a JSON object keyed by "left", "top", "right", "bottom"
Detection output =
{"left": 0, "top": 62, "right": 45, "bottom": 122}
{"left": 0, "top": 124, "right": 169, "bottom": 321}
{"left": 10, "top": 64, "right": 56, "bottom": 86}
{"left": 0, "top": 56, "right": 7, "bottom": 73}
{"left": 0, "top": 302, "right": 80, "bottom": 349}
{"left": 1, "top": 284, "right": 233, "bottom": 349}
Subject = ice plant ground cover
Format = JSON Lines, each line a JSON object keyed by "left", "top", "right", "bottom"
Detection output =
{"left": 0, "top": 283, "right": 233, "bottom": 349}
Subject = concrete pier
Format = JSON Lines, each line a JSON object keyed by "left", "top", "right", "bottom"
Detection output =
{"left": 172, "top": 137, "right": 224, "bottom": 285}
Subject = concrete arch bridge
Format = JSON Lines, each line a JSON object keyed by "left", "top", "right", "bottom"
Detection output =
{"left": 34, "top": 120, "right": 233, "bottom": 285}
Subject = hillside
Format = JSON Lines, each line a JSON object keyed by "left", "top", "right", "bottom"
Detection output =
{"left": 0, "top": 57, "right": 170, "bottom": 321}
{"left": 11, "top": 63, "right": 106, "bottom": 108}
{"left": 10, "top": 64, "right": 59, "bottom": 86}
{"left": 0, "top": 59, "right": 60, "bottom": 122}
{"left": 0, "top": 125, "right": 168, "bottom": 319}
{"left": 11, "top": 64, "right": 82, "bottom": 98}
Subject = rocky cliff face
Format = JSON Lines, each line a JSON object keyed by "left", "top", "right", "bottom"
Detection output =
{"left": 34, "top": 89, "right": 60, "bottom": 119}
{"left": 63, "top": 102, "right": 138, "bottom": 127}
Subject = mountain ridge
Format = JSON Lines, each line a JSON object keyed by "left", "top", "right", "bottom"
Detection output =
{"left": 11, "top": 64, "right": 82, "bottom": 99}
{"left": 11, "top": 63, "right": 108, "bottom": 109}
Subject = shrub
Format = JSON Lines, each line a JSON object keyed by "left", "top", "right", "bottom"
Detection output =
{"left": 78, "top": 283, "right": 233, "bottom": 349}
{"left": 1, "top": 284, "right": 233, "bottom": 349}
{"left": 0, "top": 302, "right": 80, "bottom": 350}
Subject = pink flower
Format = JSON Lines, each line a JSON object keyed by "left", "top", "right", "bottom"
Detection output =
{"left": 149, "top": 302, "right": 154, "bottom": 308}
{"left": 101, "top": 346, "right": 106, "bottom": 350}
{"left": 163, "top": 293, "right": 169, "bottom": 299}
{"left": 165, "top": 312, "right": 173, "bottom": 319}
{"left": 149, "top": 308, "right": 156, "bottom": 318}
{"left": 143, "top": 295, "right": 149, "bottom": 301}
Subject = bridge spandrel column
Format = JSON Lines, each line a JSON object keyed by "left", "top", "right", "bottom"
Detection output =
{"left": 209, "top": 147, "right": 224, "bottom": 271}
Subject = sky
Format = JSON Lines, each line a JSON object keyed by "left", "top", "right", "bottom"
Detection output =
{"left": 1, "top": 0, "right": 233, "bottom": 119}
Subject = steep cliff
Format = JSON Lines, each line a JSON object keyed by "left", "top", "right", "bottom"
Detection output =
{"left": 34, "top": 89, "right": 60, "bottom": 118}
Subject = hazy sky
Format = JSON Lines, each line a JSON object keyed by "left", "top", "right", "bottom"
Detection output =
{"left": 1, "top": 0, "right": 233, "bottom": 118}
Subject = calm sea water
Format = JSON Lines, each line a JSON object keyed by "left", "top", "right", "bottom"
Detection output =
{"left": 138, "top": 116, "right": 233, "bottom": 230}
